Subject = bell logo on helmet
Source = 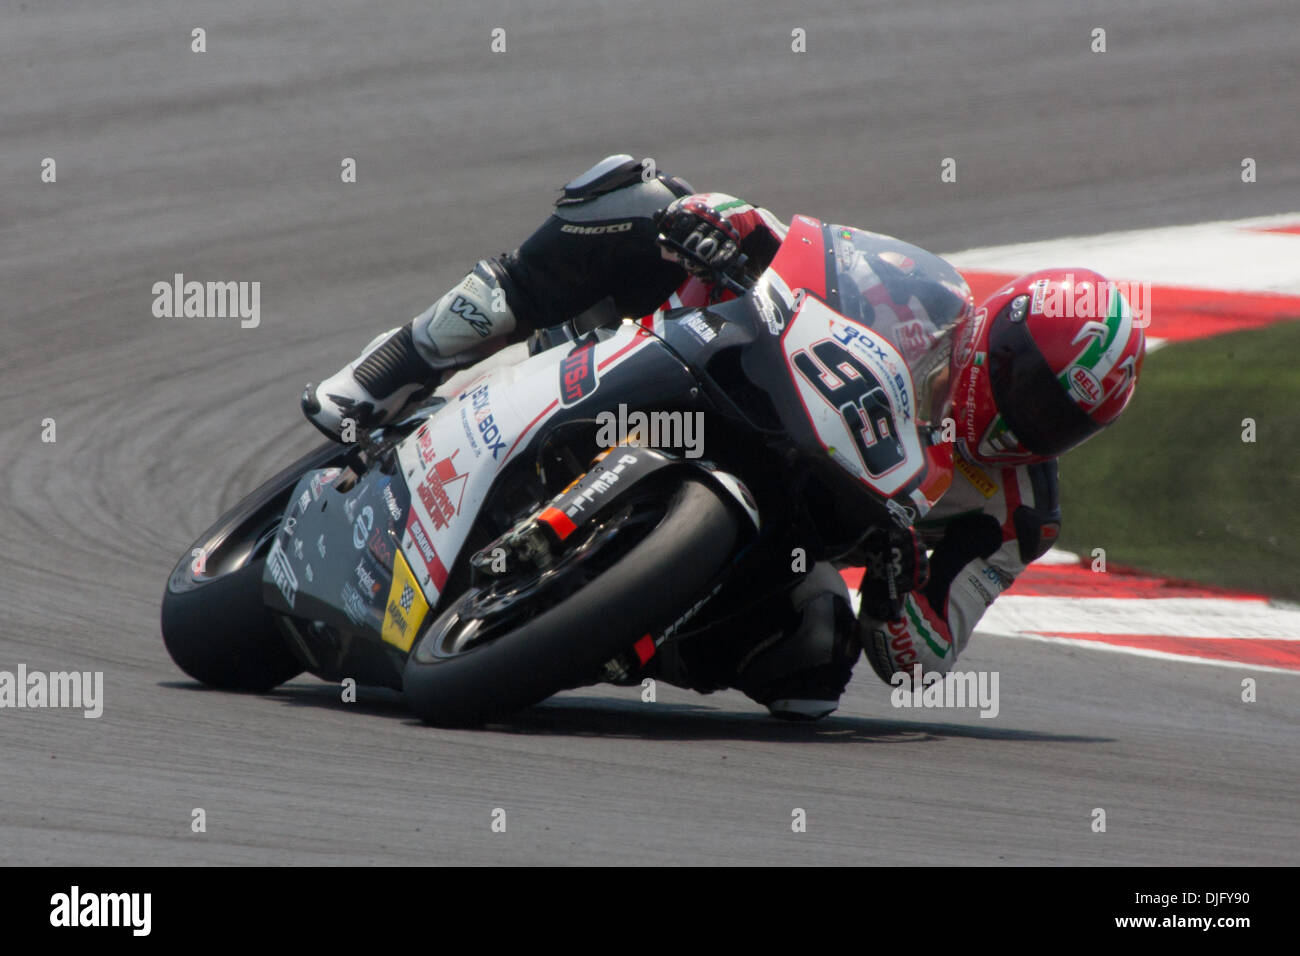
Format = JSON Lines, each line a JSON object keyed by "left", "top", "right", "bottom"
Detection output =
{"left": 1068, "top": 366, "right": 1102, "bottom": 405}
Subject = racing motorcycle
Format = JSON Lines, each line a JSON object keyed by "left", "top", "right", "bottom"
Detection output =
{"left": 161, "top": 215, "right": 969, "bottom": 725}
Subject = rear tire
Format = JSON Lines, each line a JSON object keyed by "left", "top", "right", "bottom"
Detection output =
{"left": 402, "top": 477, "right": 740, "bottom": 726}
{"left": 161, "top": 442, "right": 344, "bottom": 691}
{"left": 162, "top": 558, "right": 301, "bottom": 691}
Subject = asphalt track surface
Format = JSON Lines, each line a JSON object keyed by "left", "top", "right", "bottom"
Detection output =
{"left": 2, "top": 0, "right": 1298, "bottom": 865}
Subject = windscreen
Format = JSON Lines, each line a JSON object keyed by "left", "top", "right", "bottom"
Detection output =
{"left": 828, "top": 226, "right": 972, "bottom": 424}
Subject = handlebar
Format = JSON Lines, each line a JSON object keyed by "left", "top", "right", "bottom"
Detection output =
{"left": 656, "top": 235, "right": 756, "bottom": 299}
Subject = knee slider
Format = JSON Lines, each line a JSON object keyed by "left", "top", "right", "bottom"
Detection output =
{"left": 736, "top": 568, "right": 858, "bottom": 702}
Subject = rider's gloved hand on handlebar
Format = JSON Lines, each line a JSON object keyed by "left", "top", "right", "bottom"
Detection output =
{"left": 654, "top": 195, "right": 746, "bottom": 281}
{"left": 857, "top": 525, "right": 930, "bottom": 622}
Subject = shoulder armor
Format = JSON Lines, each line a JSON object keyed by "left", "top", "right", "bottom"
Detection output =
{"left": 557, "top": 154, "right": 693, "bottom": 209}
{"left": 558, "top": 155, "right": 644, "bottom": 205}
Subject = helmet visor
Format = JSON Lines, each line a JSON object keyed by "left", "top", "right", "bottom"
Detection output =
{"left": 987, "top": 308, "right": 1101, "bottom": 457}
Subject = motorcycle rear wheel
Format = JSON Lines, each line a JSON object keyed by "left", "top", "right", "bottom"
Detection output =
{"left": 160, "top": 442, "right": 343, "bottom": 691}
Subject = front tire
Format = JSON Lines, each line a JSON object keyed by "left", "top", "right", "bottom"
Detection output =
{"left": 402, "top": 477, "right": 741, "bottom": 726}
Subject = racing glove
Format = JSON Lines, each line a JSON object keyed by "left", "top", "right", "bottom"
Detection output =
{"left": 859, "top": 591, "right": 955, "bottom": 685}
{"left": 857, "top": 525, "right": 930, "bottom": 622}
{"left": 653, "top": 195, "right": 746, "bottom": 281}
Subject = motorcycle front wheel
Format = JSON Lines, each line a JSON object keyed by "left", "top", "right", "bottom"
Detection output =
{"left": 402, "top": 476, "right": 741, "bottom": 726}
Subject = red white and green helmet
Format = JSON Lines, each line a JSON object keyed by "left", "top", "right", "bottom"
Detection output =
{"left": 949, "top": 268, "right": 1145, "bottom": 465}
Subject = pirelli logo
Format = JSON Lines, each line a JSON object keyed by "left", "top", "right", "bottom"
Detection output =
{"left": 954, "top": 454, "right": 997, "bottom": 499}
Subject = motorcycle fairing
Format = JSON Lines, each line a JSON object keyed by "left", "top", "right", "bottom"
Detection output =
{"left": 262, "top": 467, "right": 412, "bottom": 652}
{"left": 261, "top": 321, "right": 701, "bottom": 673}
{"left": 531, "top": 445, "right": 761, "bottom": 545}
{"left": 646, "top": 218, "right": 953, "bottom": 525}
{"left": 779, "top": 294, "right": 926, "bottom": 499}
{"left": 754, "top": 218, "right": 960, "bottom": 522}
{"left": 394, "top": 321, "right": 699, "bottom": 610}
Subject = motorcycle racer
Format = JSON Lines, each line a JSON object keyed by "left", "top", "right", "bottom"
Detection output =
{"left": 301, "top": 155, "right": 783, "bottom": 438}
{"left": 858, "top": 269, "right": 1145, "bottom": 690}
{"left": 301, "top": 154, "right": 1144, "bottom": 719}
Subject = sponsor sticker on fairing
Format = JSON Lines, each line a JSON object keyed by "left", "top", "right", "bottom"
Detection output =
{"left": 352, "top": 505, "right": 374, "bottom": 549}
{"left": 340, "top": 583, "right": 372, "bottom": 627}
{"left": 755, "top": 273, "right": 794, "bottom": 335}
{"left": 381, "top": 551, "right": 429, "bottom": 652}
{"left": 267, "top": 538, "right": 298, "bottom": 609}
{"left": 783, "top": 297, "right": 926, "bottom": 497}
{"left": 468, "top": 384, "right": 507, "bottom": 458}
{"left": 354, "top": 559, "right": 381, "bottom": 598}
{"left": 404, "top": 512, "right": 449, "bottom": 590}
{"left": 682, "top": 312, "right": 718, "bottom": 344}
{"left": 416, "top": 448, "right": 468, "bottom": 532}
{"left": 559, "top": 339, "right": 598, "bottom": 405}
{"left": 459, "top": 406, "right": 481, "bottom": 455}
{"left": 367, "top": 526, "right": 395, "bottom": 569}
{"left": 381, "top": 482, "right": 402, "bottom": 522}
{"left": 829, "top": 322, "right": 913, "bottom": 424}
{"left": 309, "top": 467, "right": 342, "bottom": 500}
{"left": 560, "top": 453, "right": 640, "bottom": 517}
{"left": 417, "top": 425, "right": 436, "bottom": 467}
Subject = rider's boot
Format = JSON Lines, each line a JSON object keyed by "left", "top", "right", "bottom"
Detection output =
{"left": 733, "top": 562, "right": 861, "bottom": 721}
{"left": 302, "top": 261, "right": 517, "bottom": 441}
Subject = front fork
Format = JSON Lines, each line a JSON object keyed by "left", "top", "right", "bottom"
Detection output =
{"left": 471, "top": 444, "right": 764, "bottom": 683}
